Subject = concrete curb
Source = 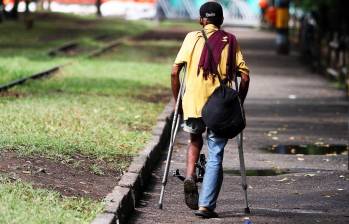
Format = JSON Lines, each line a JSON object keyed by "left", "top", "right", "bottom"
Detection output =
{"left": 91, "top": 102, "right": 173, "bottom": 224}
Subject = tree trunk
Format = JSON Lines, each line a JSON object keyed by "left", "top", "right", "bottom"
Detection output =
{"left": 9, "top": 0, "right": 19, "bottom": 19}
{"left": 96, "top": 0, "right": 102, "bottom": 17}
{"left": 0, "top": 0, "right": 3, "bottom": 23}
{"left": 25, "top": 0, "right": 30, "bottom": 14}
{"left": 24, "top": 0, "right": 33, "bottom": 29}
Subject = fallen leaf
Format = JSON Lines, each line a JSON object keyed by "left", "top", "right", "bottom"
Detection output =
{"left": 22, "top": 170, "right": 31, "bottom": 174}
{"left": 276, "top": 177, "right": 288, "bottom": 182}
{"left": 272, "top": 136, "right": 279, "bottom": 140}
{"left": 304, "top": 174, "right": 316, "bottom": 177}
{"left": 297, "top": 157, "right": 305, "bottom": 161}
{"left": 296, "top": 154, "right": 304, "bottom": 156}
{"left": 36, "top": 168, "right": 46, "bottom": 173}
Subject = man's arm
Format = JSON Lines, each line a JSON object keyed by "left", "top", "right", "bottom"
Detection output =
{"left": 238, "top": 72, "right": 250, "bottom": 105}
{"left": 171, "top": 63, "right": 185, "bottom": 111}
{"left": 235, "top": 43, "right": 250, "bottom": 105}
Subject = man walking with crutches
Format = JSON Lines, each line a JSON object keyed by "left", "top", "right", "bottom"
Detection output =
{"left": 170, "top": 2, "right": 250, "bottom": 218}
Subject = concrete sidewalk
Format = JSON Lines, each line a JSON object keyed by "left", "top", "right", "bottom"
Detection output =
{"left": 128, "top": 28, "right": 349, "bottom": 224}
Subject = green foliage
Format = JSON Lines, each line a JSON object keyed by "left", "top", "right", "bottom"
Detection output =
{"left": 0, "top": 176, "right": 103, "bottom": 224}
{"left": 90, "top": 164, "right": 105, "bottom": 176}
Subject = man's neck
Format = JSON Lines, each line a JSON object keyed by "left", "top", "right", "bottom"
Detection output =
{"left": 203, "top": 23, "right": 220, "bottom": 29}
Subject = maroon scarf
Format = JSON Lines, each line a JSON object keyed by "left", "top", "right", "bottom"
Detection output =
{"left": 198, "top": 30, "right": 237, "bottom": 82}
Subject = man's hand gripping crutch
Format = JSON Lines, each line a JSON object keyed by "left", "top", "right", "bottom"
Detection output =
{"left": 158, "top": 63, "right": 186, "bottom": 209}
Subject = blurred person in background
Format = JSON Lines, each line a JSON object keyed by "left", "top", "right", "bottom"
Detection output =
{"left": 259, "top": 0, "right": 269, "bottom": 23}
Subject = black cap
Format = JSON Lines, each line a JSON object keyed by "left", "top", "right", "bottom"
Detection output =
{"left": 199, "top": 1, "right": 223, "bottom": 21}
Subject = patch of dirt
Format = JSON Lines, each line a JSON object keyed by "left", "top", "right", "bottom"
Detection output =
{"left": 0, "top": 151, "right": 132, "bottom": 200}
{"left": 133, "top": 29, "right": 189, "bottom": 41}
{"left": 0, "top": 90, "right": 26, "bottom": 98}
{"left": 94, "top": 34, "right": 118, "bottom": 43}
{"left": 39, "top": 29, "right": 80, "bottom": 42}
{"left": 135, "top": 87, "right": 171, "bottom": 103}
{"left": 55, "top": 46, "right": 89, "bottom": 57}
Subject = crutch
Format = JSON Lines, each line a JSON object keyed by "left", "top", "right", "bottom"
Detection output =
{"left": 237, "top": 132, "right": 250, "bottom": 213}
{"left": 235, "top": 76, "right": 250, "bottom": 214}
{"left": 158, "top": 65, "right": 186, "bottom": 209}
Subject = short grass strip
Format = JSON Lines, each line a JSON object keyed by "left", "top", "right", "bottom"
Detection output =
{"left": 0, "top": 59, "right": 170, "bottom": 160}
{"left": 0, "top": 176, "right": 103, "bottom": 224}
{"left": 0, "top": 12, "right": 149, "bottom": 84}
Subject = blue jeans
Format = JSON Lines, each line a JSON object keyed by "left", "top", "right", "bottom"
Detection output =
{"left": 199, "top": 130, "right": 228, "bottom": 210}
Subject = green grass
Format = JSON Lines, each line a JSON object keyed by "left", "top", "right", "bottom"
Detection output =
{"left": 158, "top": 19, "right": 200, "bottom": 30}
{"left": 0, "top": 57, "right": 67, "bottom": 84}
{"left": 101, "top": 40, "right": 181, "bottom": 64}
{"left": 0, "top": 59, "right": 170, "bottom": 159}
{"left": 0, "top": 177, "right": 103, "bottom": 224}
{"left": 0, "top": 14, "right": 187, "bottom": 222}
{"left": 0, "top": 12, "right": 149, "bottom": 84}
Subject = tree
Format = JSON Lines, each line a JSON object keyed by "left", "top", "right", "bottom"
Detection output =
{"left": 24, "top": 0, "right": 34, "bottom": 29}
{"left": 96, "top": 0, "right": 102, "bottom": 17}
{"left": 9, "top": 0, "right": 19, "bottom": 19}
{"left": 0, "top": 0, "right": 3, "bottom": 23}
{"left": 25, "top": 0, "right": 30, "bottom": 14}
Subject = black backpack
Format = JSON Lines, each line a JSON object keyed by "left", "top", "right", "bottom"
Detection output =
{"left": 201, "top": 30, "right": 246, "bottom": 139}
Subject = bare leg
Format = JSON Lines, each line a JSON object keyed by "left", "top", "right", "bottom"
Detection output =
{"left": 186, "top": 133, "right": 203, "bottom": 178}
{"left": 184, "top": 133, "right": 203, "bottom": 210}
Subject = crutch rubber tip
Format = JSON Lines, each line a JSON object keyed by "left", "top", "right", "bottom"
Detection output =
{"left": 158, "top": 203, "right": 163, "bottom": 210}
{"left": 244, "top": 207, "right": 251, "bottom": 214}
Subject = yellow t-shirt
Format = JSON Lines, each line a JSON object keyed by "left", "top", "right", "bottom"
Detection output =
{"left": 174, "top": 24, "right": 249, "bottom": 120}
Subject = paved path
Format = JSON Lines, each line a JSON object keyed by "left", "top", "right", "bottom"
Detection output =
{"left": 128, "top": 28, "right": 349, "bottom": 224}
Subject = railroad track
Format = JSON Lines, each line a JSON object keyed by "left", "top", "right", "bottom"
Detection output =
{"left": 0, "top": 66, "right": 62, "bottom": 92}
{"left": 0, "top": 34, "right": 129, "bottom": 93}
